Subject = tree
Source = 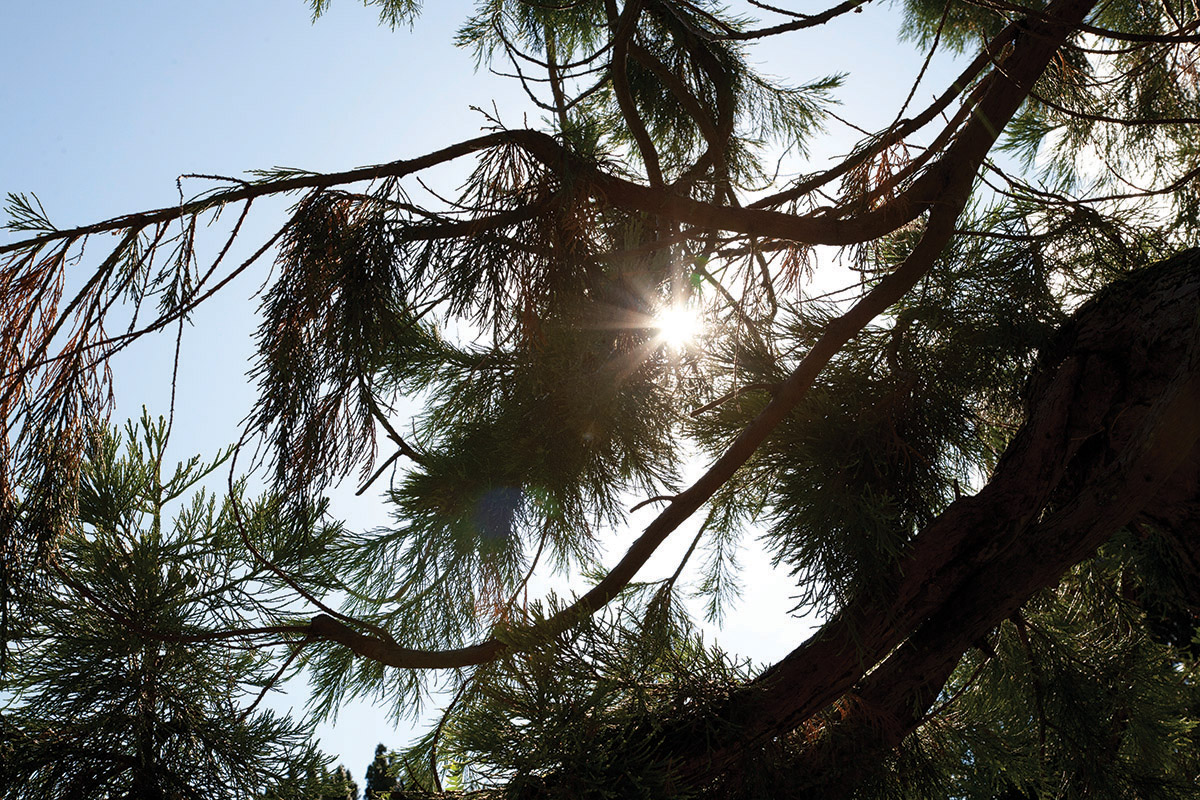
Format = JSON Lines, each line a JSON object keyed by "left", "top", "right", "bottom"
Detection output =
{"left": 0, "top": 415, "right": 337, "bottom": 799}
{"left": 264, "top": 763, "right": 361, "bottom": 800}
{"left": 323, "top": 766, "right": 361, "bottom": 800}
{"left": 365, "top": 744, "right": 400, "bottom": 799}
{"left": 2, "top": 0, "right": 1199, "bottom": 797}
{"left": 362, "top": 742, "right": 447, "bottom": 798}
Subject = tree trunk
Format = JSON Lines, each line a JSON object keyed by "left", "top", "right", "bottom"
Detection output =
{"left": 673, "top": 248, "right": 1200, "bottom": 794}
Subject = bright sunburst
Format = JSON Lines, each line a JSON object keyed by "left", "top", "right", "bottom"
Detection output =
{"left": 653, "top": 304, "right": 703, "bottom": 352}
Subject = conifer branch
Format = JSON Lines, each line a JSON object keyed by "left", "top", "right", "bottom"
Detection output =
{"left": 269, "top": 0, "right": 1099, "bottom": 673}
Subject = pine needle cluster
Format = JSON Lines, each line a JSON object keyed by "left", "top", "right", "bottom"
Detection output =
{"left": 3, "top": 0, "right": 1200, "bottom": 797}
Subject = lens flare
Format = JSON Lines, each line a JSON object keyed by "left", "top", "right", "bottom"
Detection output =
{"left": 654, "top": 305, "right": 702, "bottom": 352}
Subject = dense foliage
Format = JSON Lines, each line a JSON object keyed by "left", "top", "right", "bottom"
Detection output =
{"left": 3, "top": 0, "right": 1200, "bottom": 797}
{"left": 0, "top": 417, "right": 336, "bottom": 798}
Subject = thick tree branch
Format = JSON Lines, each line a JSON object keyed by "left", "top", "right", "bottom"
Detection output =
{"left": 672, "top": 245, "right": 1200, "bottom": 790}
{"left": 806, "top": 305, "right": 1200, "bottom": 782}
{"left": 295, "top": 0, "right": 1097, "bottom": 671}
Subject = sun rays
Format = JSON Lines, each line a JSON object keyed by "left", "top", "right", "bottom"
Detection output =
{"left": 653, "top": 303, "right": 703, "bottom": 353}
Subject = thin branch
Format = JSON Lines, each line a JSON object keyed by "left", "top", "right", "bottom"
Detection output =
{"left": 355, "top": 448, "right": 405, "bottom": 496}
{"left": 361, "top": 380, "right": 427, "bottom": 465}
{"left": 239, "top": 636, "right": 312, "bottom": 721}
{"left": 728, "top": 0, "right": 874, "bottom": 40}
{"left": 1029, "top": 86, "right": 1200, "bottom": 125}
{"left": 0, "top": 133, "right": 522, "bottom": 257}
{"left": 428, "top": 679, "right": 471, "bottom": 793}
{"left": 689, "top": 382, "right": 779, "bottom": 417}
{"left": 608, "top": 0, "right": 665, "bottom": 187}
{"left": 1013, "top": 610, "right": 1049, "bottom": 762}
{"left": 630, "top": 494, "right": 676, "bottom": 513}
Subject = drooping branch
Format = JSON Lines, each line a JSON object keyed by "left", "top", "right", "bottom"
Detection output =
{"left": 2, "top": 0, "right": 1104, "bottom": 680}
{"left": 106, "top": 0, "right": 1083, "bottom": 670}
{"left": 607, "top": 0, "right": 665, "bottom": 186}
{"left": 0, "top": 134, "right": 519, "bottom": 257}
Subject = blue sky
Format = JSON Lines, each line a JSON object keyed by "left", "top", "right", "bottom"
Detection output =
{"left": 1, "top": 0, "right": 961, "bottom": 783}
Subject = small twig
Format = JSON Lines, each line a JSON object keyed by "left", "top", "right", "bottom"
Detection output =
{"left": 666, "top": 526, "right": 707, "bottom": 590}
{"left": 504, "top": 523, "right": 550, "bottom": 613}
{"left": 630, "top": 494, "right": 676, "bottom": 513}
{"left": 689, "top": 382, "right": 779, "bottom": 417}
{"left": 361, "top": 382, "right": 427, "bottom": 465}
{"left": 355, "top": 448, "right": 405, "bottom": 496}
{"left": 727, "top": 0, "right": 872, "bottom": 40}
{"left": 239, "top": 635, "right": 311, "bottom": 721}
{"left": 429, "top": 679, "right": 471, "bottom": 792}
{"left": 1012, "top": 611, "right": 1049, "bottom": 763}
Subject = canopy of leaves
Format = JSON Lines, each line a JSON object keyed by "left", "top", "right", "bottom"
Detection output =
{"left": 2, "top": 0, "right": 1200, "bottom": 797}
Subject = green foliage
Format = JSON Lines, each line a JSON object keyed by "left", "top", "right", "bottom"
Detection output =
{"left": 458, "top": 0, "right": 841, "bottom": 188}
{"left": 252, "top": 191, "right": 421, "bottom": 491}
{"left": 0, "top": 414, "right": 334, "bottom": 800}
{"left": 690, "top": 206, "right": 1060, "bottom": 615}
{"left": 309, "top": 0, "right": 421, "bottom": 29}
{"left": 5, "top": 1, "right": 1200, "bottom": 797}
{"left": 916, "top": 553, "right": 1200, "bottom": 800}
{"left": 430, "top": 600, "right": 751, "bottom": 798}
{"left": 2, "top": 193, "right": 55, "bottom": 235}
{"left": 319, "top": 766, "right": 362, "bottom": 800}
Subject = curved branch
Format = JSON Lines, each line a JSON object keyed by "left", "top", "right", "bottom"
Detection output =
{"left": 303, "top": 169, "right": 971, "bottom": 669}
{"left": 0, "top": 133, "right": 519, "bottom": 257}
{"left": 801, "top": 341, "right": 1200, "bottom": 774}
{"left": 286, "top": 0, "right": 1100, "bottom": 671}
{"left": 608, "top": 0, "right": 665, "bottom": 187}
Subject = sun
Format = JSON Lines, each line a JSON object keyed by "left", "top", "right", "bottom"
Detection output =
{"left": 653, "top": 304, "right": 703, "bottom": 352}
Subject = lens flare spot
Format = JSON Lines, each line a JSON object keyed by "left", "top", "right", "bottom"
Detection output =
{"left": 654, "top": 305, "right": 702, "bottom": 352}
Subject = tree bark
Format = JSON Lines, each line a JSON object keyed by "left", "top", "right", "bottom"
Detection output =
{"left": 673, "top": 248, "right": 1200, "bottom": 794}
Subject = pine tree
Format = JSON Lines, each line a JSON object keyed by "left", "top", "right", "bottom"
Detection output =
{"left": 3, "top": 1, "right": 1200, "bottom": 797}
{"left": 0, "top": 415, "right": 336, "bottom": 799}
{"left": 365, "top": 745, "right": 399, "bottom": 799}
{"left": 318, "top": 765, "right": 361, "bottom": 800}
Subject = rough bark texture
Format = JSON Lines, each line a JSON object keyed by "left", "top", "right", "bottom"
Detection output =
{"left": 673, "top": 248, "right": 1200, "bottom": 795}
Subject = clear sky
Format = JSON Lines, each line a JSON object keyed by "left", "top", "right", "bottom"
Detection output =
{"left": 1, "top": 0, "right": 961, "bottom": 782}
